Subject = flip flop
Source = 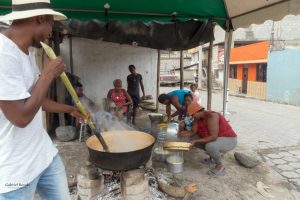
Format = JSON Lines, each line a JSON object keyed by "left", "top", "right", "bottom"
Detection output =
{"left": 201, "top": 158, "right": 216, "bottom": 165}
{"left": 207, "top": 167, "right": 225, "bottom": 177}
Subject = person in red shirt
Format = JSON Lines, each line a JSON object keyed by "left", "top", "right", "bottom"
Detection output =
{"left": 179, "top": 102, "right": 237, "bottom": 176}
{"left": 107, "top": 79, "right": 133, "bottom": 118}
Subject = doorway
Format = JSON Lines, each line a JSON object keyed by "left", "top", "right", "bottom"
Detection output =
{"left": 242, "top": 64, "right": 248, "bottom": 94}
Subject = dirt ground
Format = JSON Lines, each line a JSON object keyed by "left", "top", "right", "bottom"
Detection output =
{"left": 153, "top": 148, "right": 300, "bottom": 200}
{"left": 52, "top": 109, "right": 300, "bottom": 200}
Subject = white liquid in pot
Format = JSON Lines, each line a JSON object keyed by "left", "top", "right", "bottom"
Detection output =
{"left": 86, "top": 131, "right": 155, "bottom": 153}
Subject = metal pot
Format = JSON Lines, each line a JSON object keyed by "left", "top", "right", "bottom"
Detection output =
{"left": 166, "top": 154, "right": 184, "bottom": 174}
{"left": 148, "top": 113, "right": 165, "bottom": 138}
{"left": 153, "top": 147, "right": 171, "bottom": 162}
{"left": 166, "top": 122, "right": 179, "bottom": 141}
{"left": 86, "top": 131, "right": 155, "bottom": 171}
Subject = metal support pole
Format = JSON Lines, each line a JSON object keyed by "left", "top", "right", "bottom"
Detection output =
{"left": 53, "top": 31, "right": 60, "bottom": 56}
{"left": 156, "top": 50, "right": 161, "bottom": 112}
{"left": 207, "top": 40, "right": 213, "bottom": 110}
{"left": 53, "top": 31, "right": 65, "bottom": 126}
{"left": 180, "top": 51, "right": 184, "bottom": 89}
{"left": 223, "top": 31, "right": 233, "bottom": 117}
{"left": 69, "top": 35, "right": 74, "bottom": 74}
{"left": 197, "top": 46, "right": 203, "bottom": 89}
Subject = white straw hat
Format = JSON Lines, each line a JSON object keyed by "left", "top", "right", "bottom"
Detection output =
{"left": 0, "top": 0, "right": 67, "bottom": 21}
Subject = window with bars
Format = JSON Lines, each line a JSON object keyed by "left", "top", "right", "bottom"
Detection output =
{"left": 229, "top": 65, "right": 237, "bottom": 79}
{"left": 256, "top": 63, "right": 267, "bottom": 82}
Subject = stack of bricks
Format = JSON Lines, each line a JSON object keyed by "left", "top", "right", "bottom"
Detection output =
{"left": 121, "top": 169, "right": 149, "bottom": 200}
{"left": 77, "top": 163, "right": 104, "bottom": 200}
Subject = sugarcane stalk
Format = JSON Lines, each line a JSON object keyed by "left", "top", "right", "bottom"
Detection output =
{"left": 40, "top": 42, "right": 95, "bottom": 130}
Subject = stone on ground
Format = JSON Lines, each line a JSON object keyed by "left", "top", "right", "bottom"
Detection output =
{"left": 234, "top": 152, "right": 261, "bottom": 168}
{"left": 55, "top": 126, "right": 77, "bottom": 142}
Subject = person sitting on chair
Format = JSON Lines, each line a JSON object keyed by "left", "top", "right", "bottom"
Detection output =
{"left": 74, "top": 81, "right": 97, "bottom": 112}
{"left": 107, "top": 79, "right": 133, "bottom": 118}
{"left": 65, "top": 80, "right": 96, "bottom": 126}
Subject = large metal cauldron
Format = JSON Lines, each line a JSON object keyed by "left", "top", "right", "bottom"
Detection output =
{"left": 86, "top": 131, "right": 155, "bottom": 171}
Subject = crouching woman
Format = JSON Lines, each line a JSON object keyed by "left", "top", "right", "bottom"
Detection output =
{"left": 178, "top": 102, "right": 237, "bottom": 176}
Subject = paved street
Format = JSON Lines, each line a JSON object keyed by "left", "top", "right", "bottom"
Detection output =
{"left": 160, "top": 87, "right": 300, "bottom": 150}
{"left": 160, "top": 87, "right": 300, "bottom": 189}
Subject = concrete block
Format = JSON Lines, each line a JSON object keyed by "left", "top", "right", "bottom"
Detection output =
{"left": 78, "top": 193, "right": 98, "bottom": 200}
{"left": 79, "top": 166, "right": 99, "bottom": 180}
{"left": 121, "top": 169, "right": 145, "bottom": 186}
{"left": 85, "top": 159, "right": 92, "bottom": 166}
{"left": 77, "top": 174, "right": 103, "bottom": 189}
{"left": 123, "top": 192, "right": 149, "bottom": 200}
{"left": 77, "top": 186, "right": 102, "bottom": 198}
{"left": 122, "top": 177, "right": 148, "bottom": 196}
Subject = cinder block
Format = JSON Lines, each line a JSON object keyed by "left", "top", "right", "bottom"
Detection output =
{"left": 78, "top": 186, "right": 102, "bottom": 198}
{"left": 85, "top": 159, "right": 92, "bottom": 166}
{"left": 122, "top": 178, "right": 148, "bottom": 196}
{"left": 121, "top": 169, "right": 145, "bottom": 186}
{"left": 79, "top": 166, "right": 99, "bottom": 180}
{"left": 77, "top": 174, "right": 103, "bottom": 189}
{"left": 78, "top": 193, "right": 98, "bottom": 200}
{"left": 123, "top": 190, "right": 149, "bottom": 200}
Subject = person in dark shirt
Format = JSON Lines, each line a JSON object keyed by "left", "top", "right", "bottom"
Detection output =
{"left": 65, "top": 81, "right": 97, "bottom": 126}
{"left": 127, "top": 64, "right": 145, "bottom": 125}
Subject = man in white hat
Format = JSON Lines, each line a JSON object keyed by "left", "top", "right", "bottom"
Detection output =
{"left": 0, "top": 1, "right": 84, "bottom": 199}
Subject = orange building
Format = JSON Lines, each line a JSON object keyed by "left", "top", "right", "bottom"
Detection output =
{"left": 228, "top": 41, "right": 269, "bottom": 99}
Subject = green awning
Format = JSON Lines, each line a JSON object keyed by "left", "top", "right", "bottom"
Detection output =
{"left": 0, "top": 0, "right": 228, "bottom": 28}
{"left": 1, "top": 0, "right": 298, "bottom": 30}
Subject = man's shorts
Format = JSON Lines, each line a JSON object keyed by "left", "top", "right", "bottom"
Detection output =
{"left": 130, "top": 94, "right": 140, "bottom": 108}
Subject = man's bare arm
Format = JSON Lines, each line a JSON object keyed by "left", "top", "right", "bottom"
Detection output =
{"left": 42, "top": 98, "right": 84, "bottom": 119}
{"left": 0, "top": 57, "right": 64, "bottom": 128}
{"left": 140, "top": 79, "right": 145, "bottom": 97}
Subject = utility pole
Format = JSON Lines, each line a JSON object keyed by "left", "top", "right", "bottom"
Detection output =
{"left": 207, "top": 40, "right": 213, "bottom": 110}
{"left": 180, "top": 51, "right": 184, "bottom": 89}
